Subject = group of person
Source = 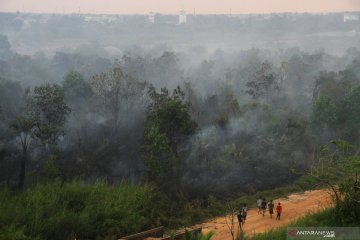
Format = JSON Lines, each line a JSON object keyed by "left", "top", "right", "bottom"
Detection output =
{"left": 257, "top": 196, "right": 282, "bottom": 220}
{"left": 236, "top": 196, "right": 283, "bottom": 230}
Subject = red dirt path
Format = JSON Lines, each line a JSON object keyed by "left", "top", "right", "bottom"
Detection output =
{"left": 200, "top": 189, "right": 332, "bottom": 239}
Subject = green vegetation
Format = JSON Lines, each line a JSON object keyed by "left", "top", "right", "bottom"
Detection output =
{"left": 143, "top": 86, "right": 197, "bottom": 196}
{"left": 308, "top": 140, "right": 360, "bottom": 225}
{"left": 311, "top": 94, "right": 338, "bottom": 128}
{"left": 0, "top": 181, "right": 163, "bottom": 240}
{"left": 0, "top": 175, "right": 321, "bottom": 240}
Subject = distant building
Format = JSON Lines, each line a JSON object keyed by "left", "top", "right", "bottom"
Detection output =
{"left": 84, "top": 15, "right": 117, "bottom": 23}
{"left": 179, "top": 7, "right": 187, "bottom": 24}
{"left": 148, "top": 12, "right": 155, "bottom": 24}
{"left": 344, "top": 13, "right": 359, "bottom": 22}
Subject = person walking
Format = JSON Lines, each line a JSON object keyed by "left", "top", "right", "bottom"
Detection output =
{"left": 241, "top": 204, "right": 248, "bottom": 224}
{"left": 268, "top": 200, "right": 274, "bottom": 219}
{"left": 276, "top": 202, "right": 282, "bottom": 220}
{"left": 257, "top": 196, "right": 262, "bottom": 214}
{"left": 237, "top": 210, "right": 244, "bottom": 230}
{"left": 261, "top": 198, "right": 267, "bottom": 217}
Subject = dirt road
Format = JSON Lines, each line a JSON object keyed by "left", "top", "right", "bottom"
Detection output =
{"left": 200, "top": 189, "right": 332, "bottom": 239}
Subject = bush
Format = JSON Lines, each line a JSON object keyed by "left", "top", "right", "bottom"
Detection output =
{"left": 0, "top": 181, "right": 162, "bottom": 240}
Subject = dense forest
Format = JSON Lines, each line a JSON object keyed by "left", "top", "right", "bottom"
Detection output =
{"left": 0, "top": 11, "right": 360, "bottom": 240}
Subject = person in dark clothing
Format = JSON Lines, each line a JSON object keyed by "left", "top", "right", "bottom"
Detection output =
{"left": 237, "top": 210, "right": 244, "bottom": 230}
{"left": 268, "top": 200, "right": 274, "bottom": 219}
{"left": 261, "top": 198, "right": 267, "bottom": 216}
{"left": 241, "top": 204, "right": 248, "bottom": 223}
{"left": 276, "top": 202, "right": 282, "bottom": 220}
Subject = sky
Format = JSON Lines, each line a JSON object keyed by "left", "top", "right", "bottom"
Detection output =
{"left": 0, "top": 0, "right": 360, "bottom": 15}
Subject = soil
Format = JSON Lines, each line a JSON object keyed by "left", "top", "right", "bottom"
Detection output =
{"left": 200, "top": 189, "right": 332, "bottom": 239}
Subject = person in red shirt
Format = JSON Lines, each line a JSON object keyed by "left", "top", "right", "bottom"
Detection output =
{"left": 276, "top": 202, "right": 282, "bottom": 220}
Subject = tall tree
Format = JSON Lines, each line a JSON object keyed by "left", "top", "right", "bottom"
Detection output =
{"left": 142, "top": 86, "right": 197, "bottom": 194}
{"left": 90, "top": 67, "right": 146, "bottom": 125}
{"left": 0, "top": 78, "right": 30, "bottom": 188}
{"left": 28, "top": 84, "right": 71, "bottom": 146}
{"left": 11, "top": 116, "right": 35, "bottom": 189}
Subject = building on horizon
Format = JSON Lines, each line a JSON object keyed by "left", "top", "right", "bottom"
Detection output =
{"left": 148, "top": 11, "right": 155, "bottom": 24}
{"left": 179, "top": 7, "right": 187, "bottom": 24}
{"left": 344, "top": 12, "right": 359, "bottom": 22}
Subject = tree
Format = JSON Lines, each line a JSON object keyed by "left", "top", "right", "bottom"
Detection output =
{"left": 15, "top": 84, "right": 70, "bottom": 186}
{"left": 150, "top": 51, "right": 183, "bottom": 88}
{"left": 28, "top": 84, "right": 71, "bottom": 146}
{"left": 142, "top": 86, "right": 197, "bottom": 194}
{"left": 308, "top": 140, "right": 360, "bottom": 221}
{"left": 246, "top": 61, "right": 276, "bottom": 101}
{"left": 0, "top": 78, "right": 23, "bottom": 118}
{"left": 62, "top": 70, "right": 93, "bottom": 106}
{"left": 225, "top": 204, "right": 243, "bottom": 240}
{"left": 311, "top": 94, "right": 338, "bottom": 129}
{"left": 142, "top": 120, "right": 173, "bottom": 183}
{"left": 147, "top": 86, "right": 197, "bottom": 156}
{"left": 90, "top": 67, "right": 146, "bottom": 125}
{"left": 215, "top": 85, "right": 240, "bottom": 128}
{"left": 341, "top": 87, "right": 360, "bottom": 137}
{"left": 11, "top": 116, "right": 35, "bottom": 189}
{"left": 0, "top": 78, "right": 31, "bottom": 188}
{"left": 313, "top": 72, "right": 345, "bottom": 103}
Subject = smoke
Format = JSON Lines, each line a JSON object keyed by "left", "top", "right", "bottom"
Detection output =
{"left": 0, "top": 11, "right": 360, "bottom": 194}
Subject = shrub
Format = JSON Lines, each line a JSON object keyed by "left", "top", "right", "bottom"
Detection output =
{"left": 0, "top": 181, "right": 162, "bottom": 240}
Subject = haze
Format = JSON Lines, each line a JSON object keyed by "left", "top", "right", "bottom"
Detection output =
{"left": 1, "top": 0, "right": 360, "bottom": 14}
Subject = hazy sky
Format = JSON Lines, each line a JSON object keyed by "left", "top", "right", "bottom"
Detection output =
{"left": 1, "top": 0, "right": 360, "bottom": 14}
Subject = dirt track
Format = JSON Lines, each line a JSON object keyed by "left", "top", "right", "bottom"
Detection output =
{"left": 200, "top": 189, "right": 332, "bottom": 239}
